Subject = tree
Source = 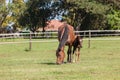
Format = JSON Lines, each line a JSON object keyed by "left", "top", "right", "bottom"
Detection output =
{"left": 0, "top": 0, "right": 14, "bottom": 33}
{"left": 96, "top": 0, "right": 120, "bottom": 30}
{"left": 0, "top": 0, "right": 8, "bottom": 28}
{"left": 55, "top": 0, "right": 120, "bottom": 30}
{"left": 19, "top": 0, "right": 64, "bottom": 32}
{"left": 18, "top": 0, "right": 120, "bottom": 31}
{"left": 60, "top": 0, "right": 110, "bottom": 30}
{"left": 96, "top": 0, "right": 120, "bottom": 9}
{"left": 10, "top": 0, "right": 26, "bottom": 30}
{"left": 107, "top": 10, "right": 120, "bottom": 30}
{"left": 0, "top": 0, "right": 26, "bottom": 33}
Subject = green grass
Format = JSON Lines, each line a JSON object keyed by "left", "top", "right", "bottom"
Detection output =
{"left": 0, "top": 38, "right": 120, "bottom": 80}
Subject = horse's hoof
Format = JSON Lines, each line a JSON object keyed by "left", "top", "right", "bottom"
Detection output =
{"left": 56, "top": 62, "right": 62, "bottom": 65}
{"left": 67, "top": 61, "right": 72, "bottom": 63}
{"left": 56, "top": 63, "right": 61, "bottom": 65}
{"left": 72, "top": 60, "right": 76, "bottom": 63}
{"left": 63, "top": 62, "right": 67, "bottom": 64}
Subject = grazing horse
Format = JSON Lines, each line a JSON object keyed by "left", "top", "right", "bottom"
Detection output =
{"left": 72, "top": 35, "right": 83, "bottom": 62}
{"left": 56, "top": 22, "right": 76, "bottom": 64}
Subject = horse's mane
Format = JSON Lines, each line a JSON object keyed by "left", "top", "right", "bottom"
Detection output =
{"left": 57, "top": 24, "right": 69, "bottom": 51}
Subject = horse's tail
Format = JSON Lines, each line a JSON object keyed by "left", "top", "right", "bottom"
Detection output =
{"left": 58, "top": 24, "right": 69, "bottom": 51}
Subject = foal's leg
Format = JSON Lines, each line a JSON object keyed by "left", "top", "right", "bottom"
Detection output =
{"left": 77, "top": 48, "right": 80, "bottom": 61}
{"left": 73, "top": 48, "right": 80, "bottom": 62}
{"left": 74, "top": 48, "right": 80, "bottom": 62}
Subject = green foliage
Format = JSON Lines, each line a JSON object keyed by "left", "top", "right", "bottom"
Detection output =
{"left": 107, "top": 10, "right": 120, "bottom": 30}
{"left": 0, "top": 1, "right": 9, "bottom": 27}
{"left": 60, "top": 0, "right": 120, "bottom": 30}
{"left": 1, "top": 0, "right": 120, "bottom": 31}
{"left": 19, "top": 0, "right": 51, "bottom": 32}
{"left": 62, "top": 0, "right": 110, "bottom": 30}
{"left": 10, "top": 0, "right": 26, "bottom": 29}
{"left": 0, "top": 0, "right": 26, "bottom": 32}
{"left": 19, "top": 0, "right": 63, "bottom": 32}
{"left": 96, "top": 0, "right": 120, "bottom": 10}
{"left": 72, "top": 0, "right": 109, "bottom": 14}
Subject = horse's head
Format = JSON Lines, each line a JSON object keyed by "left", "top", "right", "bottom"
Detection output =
{"left": 56, "top": 47, "right": 65, "bottom": 65}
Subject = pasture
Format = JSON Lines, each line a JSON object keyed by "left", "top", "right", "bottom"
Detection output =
{"left": 0, "top": 39, "right": 120, "bottom": 80}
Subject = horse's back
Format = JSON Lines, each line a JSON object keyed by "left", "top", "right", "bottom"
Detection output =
{"left": 67, "top": 25, "right": 75, "bottom": 44}
{"left": 58, "top": 24, "right": 75, "bottom": 45}
{"left": 58, "top": 24, "right": 66, "bottom": 41}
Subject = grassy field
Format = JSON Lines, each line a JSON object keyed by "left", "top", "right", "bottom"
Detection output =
{"left": 0, "top": 39, "right": 120, "bottom": 80}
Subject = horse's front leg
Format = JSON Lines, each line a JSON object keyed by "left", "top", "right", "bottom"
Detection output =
{"left": 67, "top": 45, "right": 72, "bottom": 63}
{"left": 67, "top": 51, "right": 69, "bottom": 62}
{"left": 72, "top": 46, "right": 76, "bottom": 63}
{"left": 67, "top": 48, "right": 70, "bottom": 62}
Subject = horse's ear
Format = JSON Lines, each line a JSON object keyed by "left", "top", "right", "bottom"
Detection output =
{"left": 75, "top": 23, "right": 81, "bottom": 35}
{"left": 75, "top": 23, "right": 81, "bottom": 31}
{"left": 75, "top": 26, "right": 80, "bottom": 31}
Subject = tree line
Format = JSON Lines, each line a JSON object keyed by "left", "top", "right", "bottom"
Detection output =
{"left": 0, "top": 0, "right": 120, "bottom": 33}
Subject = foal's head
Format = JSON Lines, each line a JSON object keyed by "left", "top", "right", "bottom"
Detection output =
{"left": 75, "top": 36, "right": 83, "bottom": 48}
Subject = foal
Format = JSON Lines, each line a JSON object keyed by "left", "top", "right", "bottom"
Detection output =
{"left": 72, "top": 36, "right": 83, "bottom": 62}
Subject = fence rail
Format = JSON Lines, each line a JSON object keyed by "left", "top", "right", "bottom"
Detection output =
{"left": 0, "top": 30, "right": 120, "bottom": 38}
{"left": 0, "top": 30, "right": 120, "bottom": 49}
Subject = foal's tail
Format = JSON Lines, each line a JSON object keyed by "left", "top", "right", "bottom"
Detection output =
{"left": 58, "top": 24, "right": 69, "bottom": 51}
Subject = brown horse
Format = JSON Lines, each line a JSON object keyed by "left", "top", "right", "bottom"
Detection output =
{"left": 56, "top": 22, "right": 76, "bottom": 64}
{"left": 72, "top": 35, "right": 83, "bottom": 62}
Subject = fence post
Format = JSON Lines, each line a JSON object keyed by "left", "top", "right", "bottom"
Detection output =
{"left": 84, "top": 32, "right": 86, "bottom": 37}
{"left": 88, "top": 30, "right": 91, "bottom": 48}
{"left": 29, "top": 31, "right": 32, "bottom": 51}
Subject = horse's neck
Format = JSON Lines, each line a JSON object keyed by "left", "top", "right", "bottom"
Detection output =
{"left": 58, "top": 25, "right": 69, "bottom": 50}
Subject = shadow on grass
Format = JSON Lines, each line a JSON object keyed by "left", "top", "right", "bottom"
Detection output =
{"left": 40, "top": 62, "right": 68, "bottom": 65}
{"left": 40, "top": 62, "right": 56, "bottom": 65}
{"left": 24, "top": 48, "right": 31, "bottom": 52}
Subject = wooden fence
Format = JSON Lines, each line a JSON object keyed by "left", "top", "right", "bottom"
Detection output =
{"left": 0, "top": 30, "right": 120, "bottom": 49}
